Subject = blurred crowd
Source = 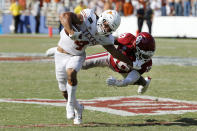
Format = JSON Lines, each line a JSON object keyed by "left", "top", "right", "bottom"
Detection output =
{"left": 1, "top": 0, "right": 197, "bottom": 33}
{"left": 6, "top": 0, "right": 197, "bottom": 17}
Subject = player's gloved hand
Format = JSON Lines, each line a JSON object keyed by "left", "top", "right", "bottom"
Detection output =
{"left": 69, "top": 31, "right": 83, "bottom": 40}
{"left": 69, "top": 31, "right": 88, "bottom": 41}
{"left": 133, "top": 59, "right": 145, "bottom": 70}
{"left": 106, "top": 76, "right": 117, "bottom": 86}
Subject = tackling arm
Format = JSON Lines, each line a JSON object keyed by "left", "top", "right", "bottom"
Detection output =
{"left": 106, "top": 70, "right": 141, "bottom": 87}
{"left": 103, "top": 45, "right": 133, "bottom": 67}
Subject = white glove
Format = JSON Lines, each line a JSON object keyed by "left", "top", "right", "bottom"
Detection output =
{"left": 69, "top": 31, "right": 82, "bottom": 40}
{"left": 133, "top": 59, "right": 145, "bottom": 70}
{"left": 69, "top": 31, "right": 88, "bottom": 41}
{"left": 106, "top": 76, "right": 117, "bottom": 86}
{"left": 116, "top": 61, "right": 130, "bottom": 72}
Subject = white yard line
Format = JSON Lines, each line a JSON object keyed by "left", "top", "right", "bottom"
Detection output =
{"left": 1, "top": 53, "right": 197, "bottom": 66}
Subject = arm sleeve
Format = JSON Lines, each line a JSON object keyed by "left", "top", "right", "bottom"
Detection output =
{"left": 115, "top": 70, "right": 141, "bottom": 87}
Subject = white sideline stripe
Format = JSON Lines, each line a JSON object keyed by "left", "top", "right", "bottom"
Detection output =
{"left": 136, "top": 110, "right": 197, "bottom": 116}
{"left": 85, "top": 106, "right": 135, "bottom": 116}
{"left": 128, "top": 106, "right": 190, "bottom": 109}
{"left": 82, "top": 95, "right": 197, "bottom": 104}
{"left": 0, "top": 99, "right": 134, "bottom": 116}
{"left": 1, "top": 99, "right": 197, "bottom": 116}
{"left": 1, "top": 53, "right": 197, "bottom": 66}
{"left": 1, "top": 95, "right": 197, "bottom": 104}
{"left": 128, "top": 95, "right": 197, "bottom": 104}
{"left": 110, "top": 103, "right": 187, "bottom": 106}
{"left": 0, "top": 99, "right": 66, "bottom": 107}
{"left": 1, "top": 96, "right": 197, "bottom": 116}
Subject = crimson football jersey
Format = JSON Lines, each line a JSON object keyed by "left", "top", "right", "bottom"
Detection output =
{"left": 110, "top": 33, "right": 152, "bottom": 74}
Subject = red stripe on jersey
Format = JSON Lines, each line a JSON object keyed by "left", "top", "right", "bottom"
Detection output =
{"left": 110, "top": 55, "right": 124, "bottom": 73}
{"left": 86, "top": 52, "right": 108, "bottom": 60}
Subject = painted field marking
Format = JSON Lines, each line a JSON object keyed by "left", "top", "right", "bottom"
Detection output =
{"left": 1, "top": 96, "right": 197, "bottom": 116}
{"left": 1, "top": 54, "right": 197, "bottom": 66}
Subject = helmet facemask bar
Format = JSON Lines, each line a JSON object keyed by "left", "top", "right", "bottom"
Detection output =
{"left": 135, "top": 46, "right": 154, "bottom": 62}
{"left": 97, "top": 19, "right": 113, "bottom": 36}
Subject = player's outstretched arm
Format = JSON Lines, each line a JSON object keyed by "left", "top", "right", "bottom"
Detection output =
{"left": 106, "top": 70, "right": 141, "bottom": 87}
{"left": 60, "top": 12, "right": 83, "bottom": 38}
{"left": 103, "top": 45, "right": 133, "bottom": 67}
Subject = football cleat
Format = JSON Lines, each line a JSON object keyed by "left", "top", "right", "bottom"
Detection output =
{"left": 73, "top": 104, "right": 84, "bottom": 125}
{"left": 138, "top": 77, "right": 151, "bottom": 94}
{"left": 66, "top": 103, "right": 75, "bottom": 120}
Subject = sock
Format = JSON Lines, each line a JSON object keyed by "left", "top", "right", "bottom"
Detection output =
{"left": 66, "top": 83, "right": 77, "bottom": 106}
{"left": 75, "top": 100, "right": 81, "bottom": 110}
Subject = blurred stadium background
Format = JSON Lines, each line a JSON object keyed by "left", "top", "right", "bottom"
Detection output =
{"left": 0, "top": 0, "right": 197, "bottom": 37}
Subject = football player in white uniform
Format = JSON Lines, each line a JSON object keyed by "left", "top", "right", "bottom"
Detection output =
{"left": 54, "top": 9, "right": 133, "bottom": 124}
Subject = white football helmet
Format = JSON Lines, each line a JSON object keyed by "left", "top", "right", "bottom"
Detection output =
{"left": 97, "top": 10, "right": 121, "bottom": 36}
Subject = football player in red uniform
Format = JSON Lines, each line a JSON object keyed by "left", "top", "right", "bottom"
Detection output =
{"left": 83, "top": 32, "right": 156, "bottom": 94}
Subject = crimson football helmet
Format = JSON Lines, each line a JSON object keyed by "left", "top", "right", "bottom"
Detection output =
{"left": 134, "top": 32, "right": 155, "bottom": 62}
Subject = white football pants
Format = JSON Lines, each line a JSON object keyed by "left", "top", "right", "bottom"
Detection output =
{"left": 55, "top": 49, "right": 85, "bottom": 91}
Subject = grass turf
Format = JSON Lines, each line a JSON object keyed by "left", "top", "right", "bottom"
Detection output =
{"left": 0, "top": 36, "right": 197, "bottom": 130}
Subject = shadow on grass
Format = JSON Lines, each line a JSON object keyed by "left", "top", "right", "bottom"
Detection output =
{"left": 83, "top": 118, "right": 197, "bottom": 127}
{"left": 1, "top": 118, "right": 197, "bottom": 129}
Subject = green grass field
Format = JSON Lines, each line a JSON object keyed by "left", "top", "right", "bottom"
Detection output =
{"left": 0, "top": 35, "right": 197, "bottom": 131}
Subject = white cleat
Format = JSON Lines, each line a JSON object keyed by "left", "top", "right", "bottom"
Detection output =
{"left": 138, "top": 77, "right": 151, "bottom": 94}
{"left": 66, "top": 103, "right": 75, "bottom": 120}
{"left": 73, "top": 104, "right": 84, "bottom": 125}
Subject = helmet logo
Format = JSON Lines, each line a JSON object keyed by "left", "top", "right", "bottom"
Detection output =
{"left": 107, "top": 11, "right": 113, "bottom": 15}
{"left": 97, "top": 10, "right": 120, "bottom": 35}
{"left": 136, "top": 36, "right": 142, "bottom": 45}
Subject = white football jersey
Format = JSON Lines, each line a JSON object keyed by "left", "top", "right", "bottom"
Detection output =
{"left": 58, "top": 9, "right": 114, "bottom": 56}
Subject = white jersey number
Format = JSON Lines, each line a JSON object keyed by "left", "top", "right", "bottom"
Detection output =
{"left": 119, "top": 33, "right": 127, "bottom": 38}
